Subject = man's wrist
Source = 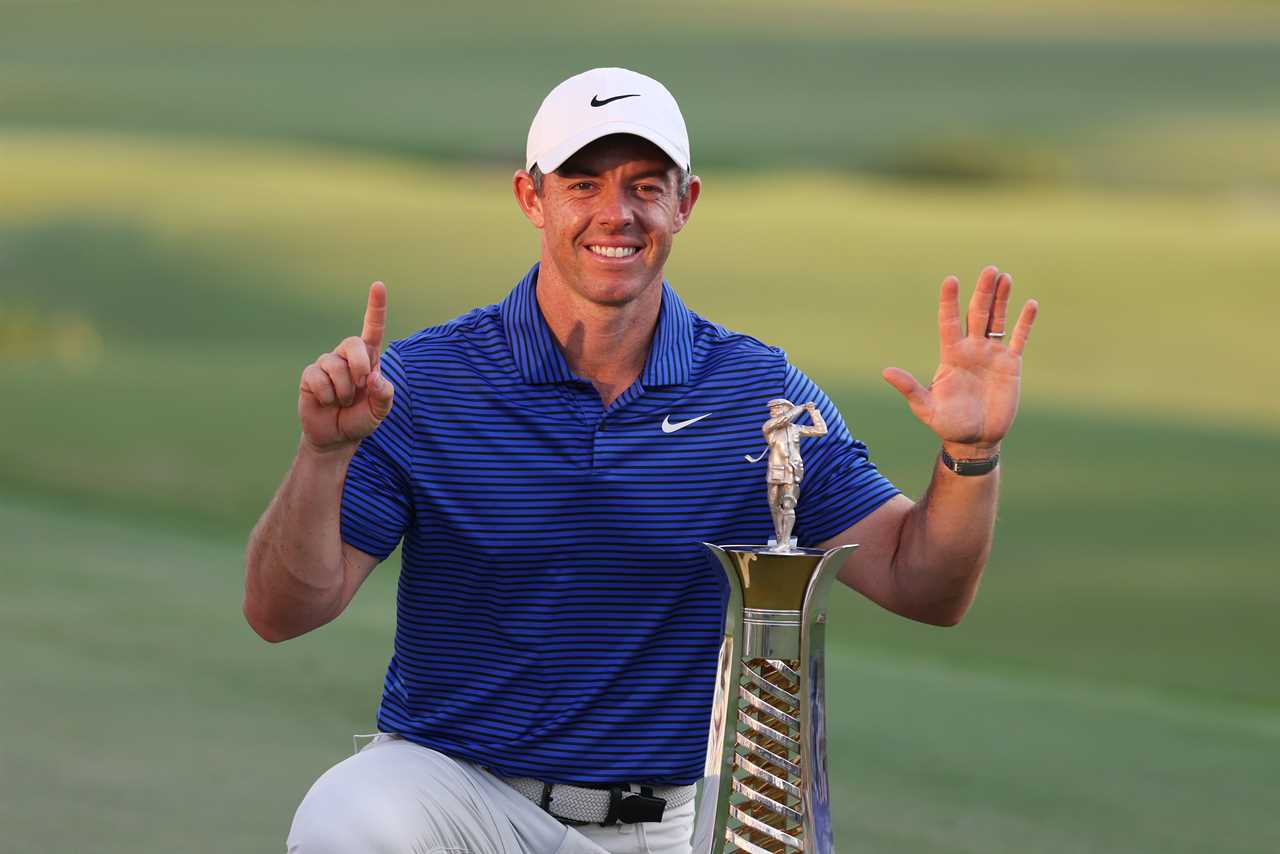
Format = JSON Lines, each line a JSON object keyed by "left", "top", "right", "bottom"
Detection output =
{"left": 298, "top": 434, "right": 360, "bottom": 465}
{"left": 941, "top": 440, "right": 1001, "bottom": 460}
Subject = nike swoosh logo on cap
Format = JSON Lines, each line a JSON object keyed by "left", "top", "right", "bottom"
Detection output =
{"left": 661, "top": 413, "right": 712, "bottom": 433}
{"left": 591, "top": 94, "right": 640, "bottom": 107}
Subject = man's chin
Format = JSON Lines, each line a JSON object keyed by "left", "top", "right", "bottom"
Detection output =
{"left": 589, "top": 286, "right": 649, "bottom": 308}
{"left": 576, "top": 270, "right": 661, "bottom": 307}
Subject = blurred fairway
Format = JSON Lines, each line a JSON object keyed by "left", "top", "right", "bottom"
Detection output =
{"left": 2, "top": 2, "right": 1279, "bottom": 852}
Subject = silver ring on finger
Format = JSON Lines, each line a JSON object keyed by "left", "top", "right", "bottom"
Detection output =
{"left": 986, "top": 331, "right": 1006, "bottom": 339}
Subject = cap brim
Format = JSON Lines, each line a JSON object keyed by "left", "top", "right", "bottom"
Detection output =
{"left": 530, "top": 120, "right": 690, "bottom": 174}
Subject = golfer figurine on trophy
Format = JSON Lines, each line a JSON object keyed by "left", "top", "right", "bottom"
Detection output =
{"left": 695, "top": 400, "right": 858, "bottom": 854}
{"left": 759, "top": 399, "right": 827, "bottom": 552}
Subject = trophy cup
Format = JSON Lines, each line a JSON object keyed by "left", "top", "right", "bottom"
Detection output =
{"left": 692, "top": 400, "right": 857, "bottom": 853}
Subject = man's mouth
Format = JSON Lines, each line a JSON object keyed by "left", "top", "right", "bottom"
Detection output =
{"left": 586, "top": 245, "right": 639, "bottom": 258}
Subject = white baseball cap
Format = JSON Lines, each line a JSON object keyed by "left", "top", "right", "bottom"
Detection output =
{"left": 525, "top": 67, "right": 690, "bottom": 175}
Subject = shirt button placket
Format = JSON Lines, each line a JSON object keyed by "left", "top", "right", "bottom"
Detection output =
{"left": 590, "top": 418, "right": 606, "bottom": 470}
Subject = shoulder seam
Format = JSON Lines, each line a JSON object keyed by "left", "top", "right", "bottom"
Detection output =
{"left": 392, "top": 304, "right": 500, "bottom": 351}
{"left": 688, "top": 313, "right": 786, "bottom": 358}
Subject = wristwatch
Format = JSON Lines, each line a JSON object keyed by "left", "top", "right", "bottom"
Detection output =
{"left": 939, "top": 447, "right": 1000, "bottom": 476}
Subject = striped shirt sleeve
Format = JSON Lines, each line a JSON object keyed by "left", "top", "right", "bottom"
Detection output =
{"left": 340, "top": 343, "right": 414, "bottom": 560}
{"left": 784, "top": 361, "right": 900, "bottom": 545}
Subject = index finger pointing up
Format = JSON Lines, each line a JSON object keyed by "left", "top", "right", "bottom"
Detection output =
{"left": 362, "top": 281, "right": 387, "bottom": 350}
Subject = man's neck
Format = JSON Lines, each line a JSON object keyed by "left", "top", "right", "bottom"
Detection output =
{"left": 534, "top": 267, "right": 663, "bottom": 408}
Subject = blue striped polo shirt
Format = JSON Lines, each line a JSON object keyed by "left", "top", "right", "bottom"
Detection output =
{"left": 339, "top": 262, "right": 899, "bottom": 785}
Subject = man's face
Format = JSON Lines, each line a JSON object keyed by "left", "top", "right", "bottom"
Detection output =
{"left": 514, "top": 134, "right": 700, "bottom": 307}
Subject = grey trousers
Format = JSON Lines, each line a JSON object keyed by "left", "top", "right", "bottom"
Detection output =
{"left": 286, "top": 736, "right": 695, "bottom": 854}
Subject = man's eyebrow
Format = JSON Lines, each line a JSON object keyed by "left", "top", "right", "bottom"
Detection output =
{"left": 628, "top": 167, "right": 674, "bottom": 181}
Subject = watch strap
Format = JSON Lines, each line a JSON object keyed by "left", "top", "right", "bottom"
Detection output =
{"left": 939, "top": 447, "right": 1000, "bottom": 476}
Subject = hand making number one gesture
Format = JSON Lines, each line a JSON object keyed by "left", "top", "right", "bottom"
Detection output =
{"left": 882, "top": 266, "right": 1038, "bottom": 457}
{"left": 298, "top": 282, "right": 395, "bottom": 453}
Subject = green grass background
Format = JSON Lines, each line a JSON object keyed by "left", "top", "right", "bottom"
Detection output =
{"left": 1, "top": 2, "right": 1278, "bottom": 852}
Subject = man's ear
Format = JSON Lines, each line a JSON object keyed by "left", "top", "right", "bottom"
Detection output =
{"left": 513, "top": 170, "right": 545, "bottom": 229}
{"left": 673, "top": 175, "right": 702, "bottom": 234}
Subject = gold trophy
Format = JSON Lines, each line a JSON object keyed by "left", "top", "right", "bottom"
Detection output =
{"left": 693, "top": 400, "right": 857, "bottom": 853}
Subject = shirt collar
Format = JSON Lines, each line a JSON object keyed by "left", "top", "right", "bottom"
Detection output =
{"left": 500, "top": 262, "right": 694, "bottom": 388}
{"left": 500, "top": 263, "right": 574, "bottom": 385}
{"left": 640, "top": 275, "right": 694, "bottom": 387}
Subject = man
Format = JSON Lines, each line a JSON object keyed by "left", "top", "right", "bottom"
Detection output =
{"left": 244, "top": 67, "right": 1037, "bottom": 854}
{"left": 760, "top": 399, "right": 827, "bottom": 550}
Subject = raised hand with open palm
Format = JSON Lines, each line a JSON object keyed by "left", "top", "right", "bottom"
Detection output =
{"left": 882, "top": 266, "right": 1038, "bottom": 457}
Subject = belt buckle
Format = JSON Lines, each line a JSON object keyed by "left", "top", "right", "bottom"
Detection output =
{"left": 604, "top": 785, "right": 666, "bottom": 825}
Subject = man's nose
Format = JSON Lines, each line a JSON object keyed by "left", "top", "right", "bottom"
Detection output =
{"left": 595, "top": 184, "right": 635, "bottom": 229}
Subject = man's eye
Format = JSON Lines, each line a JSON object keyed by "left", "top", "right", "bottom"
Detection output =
{"left": 571, "top": 182, "right": 594, "bottom": 191}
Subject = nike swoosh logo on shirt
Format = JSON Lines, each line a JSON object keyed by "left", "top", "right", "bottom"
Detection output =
{"left": 661, "top": 413, "right": 712, "bottom": 433}
{"left": 591, "top": 94, "right": 640, "bottom": 107}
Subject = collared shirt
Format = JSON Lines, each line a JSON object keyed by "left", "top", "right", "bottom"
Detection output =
{"left": 340, "top": 263, "right": 899, "bottom": 785}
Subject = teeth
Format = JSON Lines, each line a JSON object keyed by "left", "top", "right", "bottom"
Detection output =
{"left": 589, "top": 245, "right": 637, "bottom": 258}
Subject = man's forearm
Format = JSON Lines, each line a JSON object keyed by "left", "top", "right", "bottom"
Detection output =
{"left": 889, "top": 443, "right": 1001, "bottom": 626}
{"left": 243, "top": 438, "right": 357, "bottom": 641}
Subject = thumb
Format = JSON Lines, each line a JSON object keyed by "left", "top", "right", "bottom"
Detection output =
{"left": 882, "top": 367, "right": 928, "bottom": 407}
{"left": 367, "top": 368, "right": 395, "bottom": 420}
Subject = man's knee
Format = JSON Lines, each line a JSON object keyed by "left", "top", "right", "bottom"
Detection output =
{"left": 286, "top": 742, "right": 468, "bottom": 854}
{"left": 287, "top": 770, "right": 421, "bottom": 854}
{"left": 286, "top": 740, "right": 508, "bottom": 854}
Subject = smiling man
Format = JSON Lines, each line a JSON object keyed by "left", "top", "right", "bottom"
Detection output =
{"left": 244, "top": 67, "right": 1037, "bottom": 854}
